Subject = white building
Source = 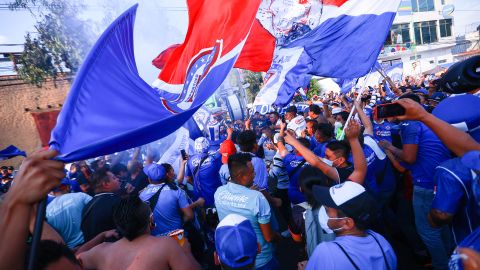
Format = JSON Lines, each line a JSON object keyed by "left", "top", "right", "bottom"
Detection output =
{"left": 379, "top": 0, "right": 456, "bottom": 75}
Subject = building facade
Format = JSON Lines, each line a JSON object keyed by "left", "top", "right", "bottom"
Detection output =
{"left": 379, "top": 0, "right": 456, "bottom": 75}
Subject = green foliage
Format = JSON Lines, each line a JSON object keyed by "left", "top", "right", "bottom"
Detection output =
{"left": 242, "top": 70, "right": 264, "bottom": 104}
{"left": 10, "top": 0, "right": 94, "bottom": 87}
{"left": 307, "top": 78, "right": 322, "bottom": 99}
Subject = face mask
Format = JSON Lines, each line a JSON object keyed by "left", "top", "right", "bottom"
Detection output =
{"left": 321, "top": 157, "right": 334, "bottom": 167}
{"left": 334, "top": 121, "right": 343, "bottom": 130}
{"left": 318, "top": 206, "right": 347, "bottom": 233}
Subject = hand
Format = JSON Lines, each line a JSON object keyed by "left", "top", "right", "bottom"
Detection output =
{"left": 306, "top": 100, "right": 312, "bottom": 105}
{"left": 103, "top": 229, "right": 120, "bottom": 240}
{"left": 280, "top": 121, "right": 286, "bottom": 132}
{"left": 250, "top": 184, "right": 259, "bottom": 191}
{"left": 344, "top": 120, "right": 361, "bottom": 140}
{"left": 226, "top": 127, "right": 233, "bottom": 137}
{"left": 245, "top": 118, "right": 251, "bottom": 129}
{"left": 378, "top": 140, "right": 392, "bottom": 150}
{"left": 284, "top": 130, "right": 296, "bottom": 144}
{"left": 393, "top": 98, "right": 428, "bottom": 121}
{"left": 457, "top": 248, "right": 480, "bottom": 270}
{"left": 8, "top": 149, "right": 65, "bottom": 205}
{"left": 195, "top": 197, "right": 205, "bottom": 208}
{"left": 125, "top": 183, "right": 135, "bottom": 194}
{"left": 298, "top": 260, "right": 308, "bottom": 270}
{"left": 300, "top": 130, "right": 306, "bottom": 138}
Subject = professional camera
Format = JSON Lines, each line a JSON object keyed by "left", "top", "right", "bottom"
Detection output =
{"left": 437, "top": 55, "right": 480, "bottom": 94}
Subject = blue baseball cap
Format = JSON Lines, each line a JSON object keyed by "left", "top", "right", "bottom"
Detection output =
{"left": 215, "top": 214, "right": 257, "bottom": 268}
{"left": 143, "top": 164, "right": 166, "bottom": 182}
{"left": 52, "top": 178, "right": 71, "bottom": 192}
{"left": 429, "top": 92, "right": 447, "bottom": 102}
{"left": 433, "top": 94, "right": 480, "bottom": 142}
{"left": 461, "top": 151, "right": 480, "bottom": 171}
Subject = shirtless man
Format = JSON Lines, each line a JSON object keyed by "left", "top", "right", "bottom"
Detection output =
{"left": 77, "top": 196, "right": 200, "bottom": 270}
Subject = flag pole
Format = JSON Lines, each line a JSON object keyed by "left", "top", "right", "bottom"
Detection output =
{"left": 339, "top": 67, "right": 374, "bottom": 139}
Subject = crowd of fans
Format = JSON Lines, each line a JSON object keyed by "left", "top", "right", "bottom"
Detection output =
{"left": 1, "top": 66, "right": 480, "bottom": 270}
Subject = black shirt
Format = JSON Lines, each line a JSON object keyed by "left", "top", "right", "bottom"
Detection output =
{"left": 81, "top": 193, "right": 121, "bottom": 242}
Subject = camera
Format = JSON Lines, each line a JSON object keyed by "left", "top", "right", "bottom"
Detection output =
{"left": 437, "top": 55, "right": 480, "bottom": 94}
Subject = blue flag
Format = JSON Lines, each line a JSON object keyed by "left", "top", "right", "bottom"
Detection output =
{"left": 0, "top": 145, "right": 26, "bottom": 161}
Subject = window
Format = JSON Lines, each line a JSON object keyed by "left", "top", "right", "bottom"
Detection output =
{"left": 429, "top": 60, "right": 435, "bottom": 64}
{"left": 385, "top": 24, "right": 411, "bottom": 45}
{"left": 412, "top": 0, "right": 435, "bottom": 12}
{"left": 410, "top": 55, "right": 422, "bottom": 60}
{"left": 414, "top": 21, "right": 438, "bottom": 44}
{"left": 441, "top": 0, "right": 445, "bottom": 4}
{"left": 439, "top": 19, "right": 452, "bottom": 37}
{"left": 438, "top": 59, "right": 447, "bottom": 63}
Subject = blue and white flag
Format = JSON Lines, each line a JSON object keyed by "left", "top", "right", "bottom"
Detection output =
{"left": 253, "top": 0, "right": 401, "bottom": 107}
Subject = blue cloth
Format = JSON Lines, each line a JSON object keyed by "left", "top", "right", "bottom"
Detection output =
{"left": 362, "top": 137, "right": 396, "bottom": 197}
{"left": 306, "top": 230, "right": 397, "bottom": 270}
{"left": 49, "top": 2, "right": 256, "bottom": 162}
{"left": 449, "top": 227, "right": 480, "bottom": 270}
{"left": 250, "top": 154, "right": 269, "bottom": 191}
{"left": 215, "top": 182, "right": 272, "bottom": 269}
{"left": 139, "top": 184, "right": 189, "bottom": 236}
{"left": 284, "top": 154, "right": 307, "bottom": 205}
{"left": 0, "top": 145, "right": 26, "bottom": 160}
{"left": 46, "top": 193, "right": 92, "bottom": 248}
{"left": 219, "top": 164, "right": 230, "bottom": 185}
{"left": 432, "top": 158, "right": 479, "bottom": 245}
{"left": 313, "top": 139, "right": 335, "bottom": 158}
{"left": 186, "top": 152, "right": 223, "bottom": 207}
{"left": 413, "top": 186, "right": 452, "bottom": 270}
{"left": 400, "top": 121, "right": 451, "bottom": 189}
{"left": 269, "top": 153, "right": 290, "bottom": 190}
{"left": 373, "top": 121, "right": 396, "bottom": 143}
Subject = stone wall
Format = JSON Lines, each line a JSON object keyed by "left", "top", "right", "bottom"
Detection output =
{"left": 0, "top": 76, "right": 70, "bottom": 168}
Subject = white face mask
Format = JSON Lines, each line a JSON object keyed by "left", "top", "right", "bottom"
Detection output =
{"left": 321, "top": 157, "right": 334, "bottom": 167}
{"left": 318, "top": 206, "right": 346, "bottom": 234}
{"left": 334, "top": 121, "right": 343, "bottom": 129}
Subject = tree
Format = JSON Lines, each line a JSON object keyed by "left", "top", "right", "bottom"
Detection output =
{"left": 307, "top": 78, "right": 322, "bottom": 99}
{"left": 242, "top": 70, "right": 264, "bottom": 104}
{"left": 10, "top": 0, "right": 95, "bottom": 87}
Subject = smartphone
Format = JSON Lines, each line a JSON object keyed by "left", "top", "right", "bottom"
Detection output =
{"left": 281, "top": 115, "right": 286, "bottom": 123}
{"left": 375, "top": 103, "right": 406, "bottom": 118}
{"left": 180, "top": 149, "right": 188, "bottom": 160}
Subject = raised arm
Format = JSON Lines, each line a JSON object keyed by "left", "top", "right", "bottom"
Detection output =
{"left": 354, "top": 99, "right": 373, "bottom": 136}
{"left": 395, "top": 98, "right": 480, "bottom": 156}
{"left": 284, "top": 131, "right": 339, "bottom": 181}
{"left": 344, "top": 121, "right": 367, "bottom": 184}
{"left": 0, "top": 149, "right": 65, "bottom": 270}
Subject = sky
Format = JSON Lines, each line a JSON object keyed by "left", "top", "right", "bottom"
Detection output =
{"left": 0, "top": 0, "right": 478, "bottom": 80}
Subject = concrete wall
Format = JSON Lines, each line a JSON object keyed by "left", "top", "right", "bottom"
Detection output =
{"left": 0, "top": 76, "right": 70, "bottom": 168}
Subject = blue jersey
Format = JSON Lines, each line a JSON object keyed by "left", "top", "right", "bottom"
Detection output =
{"left": 186, "top": 151, "right": 223, "bottom": 207}
{"left": 432, "top": 158, "right": 480, "bottom": 245}
{"left": 284, "top": 154, "right": 308, "bottom": 205}
{"left": 362, "top": 135, "right": 396, "bottom": 197}
{"left": 373, "top": 121, "right": 396, "bottom": 143}
{"left": 449, "top": 227, "right": 480, "bottom": 270}
{"left": 400, "top": 121, "right": 451, "bottom": 189}
{"left": 215, "top": 182, "right": 273, "bottom": 268}
{"left": 139, "top": 184, "right": 190, "bottom": 236}
{"left": 306, "top": 230, "right": 397, "bottom": 270}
